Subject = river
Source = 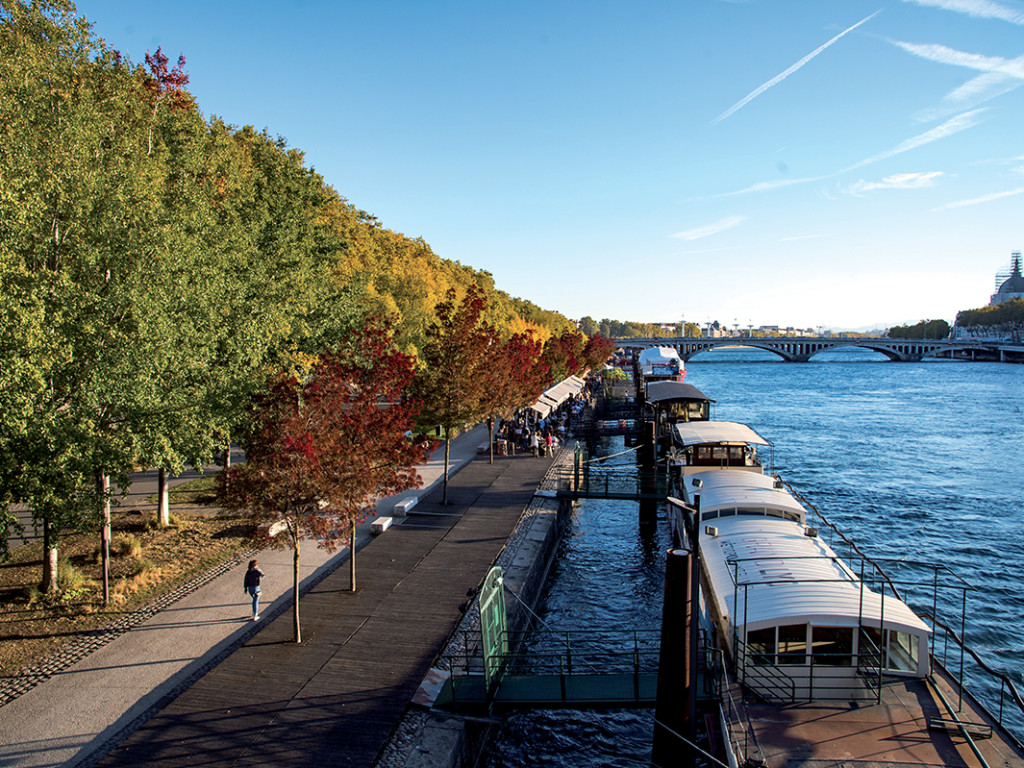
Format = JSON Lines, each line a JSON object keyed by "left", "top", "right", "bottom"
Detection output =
{"left": 485, "top": 350, "right": 1024, "bottom": 767}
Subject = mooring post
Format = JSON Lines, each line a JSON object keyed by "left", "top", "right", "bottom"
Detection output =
{"left": 652, "top": 547, "right": 693, "bottom": 766}
{"left": 639, "top": 418, "right": 658, "bottom": 523}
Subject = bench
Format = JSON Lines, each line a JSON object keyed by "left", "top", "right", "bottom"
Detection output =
{"left": 258, "top": 519, "right": 288, "bottom": 538}
{"left": 371, "top": 516, "right": 393, "bottom": 535}
{"left": 393, "top": 497, "right": 418, "bottom": 517}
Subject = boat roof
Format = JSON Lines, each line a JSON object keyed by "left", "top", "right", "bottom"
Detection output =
{"left": 637, "top": 346, "right": 682, "bottom": 365}
{"left": 673, "top": 421, "right": 770, "bottom": 447}
{"left": 687, "top": 469, "right": 806, "bottom": 521}
{"left": 645, "top": 381, "right": 712, "bottom": 404}
{"left": 700, "top": 515, "right": 931, "bottom": 635}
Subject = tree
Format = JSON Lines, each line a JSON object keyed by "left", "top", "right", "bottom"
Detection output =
{"left": 542, "top": 329, "right": 586, "bottom": 382}
{"left": 413, "top": 286, "right": 492, "bottom": 502}
{"left": 479, "top": 333, "right": 548, "bottom": 463}
{"left": 582, "top": 334, "right": 616, "bottom": 371}
{"left": 887, "top": 319, "right": 951, "bottom": 339}
{"left": 219, "top": 321, "right": 432, "bottom": 643}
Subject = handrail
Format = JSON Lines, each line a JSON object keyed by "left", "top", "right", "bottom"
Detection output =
{"left": 923, "top": 611, "right": 1024, "bottom": 747}
{"left": 779, "top": 478, "right": 907, "bottom": 602}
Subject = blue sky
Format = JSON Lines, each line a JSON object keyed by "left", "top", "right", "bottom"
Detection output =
{"left": 77, "top": 0, "right": 1024, "bottom": 330}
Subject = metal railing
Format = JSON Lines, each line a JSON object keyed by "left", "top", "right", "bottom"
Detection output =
{"left": 443, "top": 628, "right": 663, "bottom": 706}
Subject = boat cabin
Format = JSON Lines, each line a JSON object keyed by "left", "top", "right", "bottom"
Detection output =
{"left": 645, "top": 381, "right": 712, "bottom": 425}
{"left": 671, "top": 420, "right": 770, "bottom": 478}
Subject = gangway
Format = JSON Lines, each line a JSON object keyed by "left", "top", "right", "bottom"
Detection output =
{"left": 436, "top": 628, "right": 661, "bottom": 709}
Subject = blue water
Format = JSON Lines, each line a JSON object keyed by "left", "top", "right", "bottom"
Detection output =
{"left": 486, "top": 352, "right": 1024, "bottom": 767}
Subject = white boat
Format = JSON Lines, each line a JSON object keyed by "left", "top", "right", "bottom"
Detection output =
{"left": 665, "top": 418, "right": 1024, "bottom": 767}
{"left": 636, "top": 346, "right": 685, "bottom": 384}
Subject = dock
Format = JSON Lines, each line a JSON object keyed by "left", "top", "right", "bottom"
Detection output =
{"left": 98, "top": 449, "right": 557, "bottom": 768}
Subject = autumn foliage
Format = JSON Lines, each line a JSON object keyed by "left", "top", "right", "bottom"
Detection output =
{"left": 219, "top": 321, "right": 434, "bottom": 641}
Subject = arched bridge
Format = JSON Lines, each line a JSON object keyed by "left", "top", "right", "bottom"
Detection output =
{"left": 613, "top": 336, "right": 1024, "bottom": 363}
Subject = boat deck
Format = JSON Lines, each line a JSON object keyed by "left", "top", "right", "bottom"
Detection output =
{"left": 729, "top": 669, "right": 1024, "bottom": 767}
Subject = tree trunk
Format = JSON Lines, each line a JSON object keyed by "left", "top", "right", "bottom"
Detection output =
{"left": 442, "top": 437, "right": 451, "bottom": 504}
{"left": 487, "top": 417, "right": 494, "bottom": 465}
{"left": 292, "top": 536, "right": 302, "bottom": 643}
{"left": 98, "top": 471, "right": 111, "bottom": 606}
{"left": 158, "top": 467, "right": 170, "bottom": 527}
{"left": 40, "top": 518, "right": 57, "bottom": 593}
{"left": 223, "top": 442, "right": 232, "bottom": 469}
{"left": 349, "top": 520, "right": 356, "bottom": 593}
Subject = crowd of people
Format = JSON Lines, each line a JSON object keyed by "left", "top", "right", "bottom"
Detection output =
{"left": 494, "top": 377, "right": 600, "bottom": 457}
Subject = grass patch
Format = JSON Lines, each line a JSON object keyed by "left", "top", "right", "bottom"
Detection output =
{"left": 145, "top": 474, "right": 221, "bottom": 506}
{"left": 0, "top": 510, "right": 256, "bottom": 676}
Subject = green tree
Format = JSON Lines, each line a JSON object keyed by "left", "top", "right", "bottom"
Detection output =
{"left": 887, "top": 319, "right": 951, "bottom": 339}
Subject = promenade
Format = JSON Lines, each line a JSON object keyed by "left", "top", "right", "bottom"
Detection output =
{"left": 0, "top": 425, "right": 554, "bottom": 768}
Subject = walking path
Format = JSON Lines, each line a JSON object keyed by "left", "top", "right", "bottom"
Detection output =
{"left": 0, "top": 424, "right": 522, "bottom": 768}
{"left": 97, "top": 441, "right": 554, "bottom": 768}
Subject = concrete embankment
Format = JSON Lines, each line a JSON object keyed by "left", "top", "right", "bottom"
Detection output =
{"left": 382, "top": 449, "right": 575, "bottom": 768}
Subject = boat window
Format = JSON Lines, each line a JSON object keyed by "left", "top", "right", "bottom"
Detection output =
{"left": 777, "top": 624, "right": 807, "bottom": 665}
{"left": 747, "top": 627, "right": 775, "bottom": 665}
{"left": 811, "top": 626, "right": 853, "bottom": 666}
{"left": 887, "top": 630, "right": 920, "bottom": 672}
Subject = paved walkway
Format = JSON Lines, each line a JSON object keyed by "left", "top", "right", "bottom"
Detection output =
{"left": 0, "top": 424, "right": 526, "bottom": 768}
{"left": 97, "top": 442, "right": 554, "bottom": 768}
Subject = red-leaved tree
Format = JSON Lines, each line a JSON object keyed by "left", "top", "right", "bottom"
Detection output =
{"left": 582, "top": 334, "right": 616, "bottom": 371}
{"left": 219, "top": 321, "right": 434, "bottom": 642}
{"left": 479, "top": 333, "right": 548, "bottom": 463}
{"left": 412, "top": 286, "right": 493, "bottom": 502}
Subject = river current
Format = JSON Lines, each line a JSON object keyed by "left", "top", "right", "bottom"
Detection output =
{"left": 485, "top": 350, "right": 1024, "bottom": 767}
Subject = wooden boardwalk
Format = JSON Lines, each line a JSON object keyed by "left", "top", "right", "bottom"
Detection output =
{"left": 99, "top": 450, "right": 555, "bottom": 768}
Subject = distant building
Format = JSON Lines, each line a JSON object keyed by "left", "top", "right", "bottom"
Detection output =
{"left": 990, "top": 251, "right": 1024, "bottom": 305}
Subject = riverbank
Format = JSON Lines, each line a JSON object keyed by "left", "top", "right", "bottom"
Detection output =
{"left": 376, "top": 450, "right": 574, "bottom": 768}
{"left": 0, "top": 425, "right": 492, "bottom": 768}
{"left": 89, "top": 442, "right": 561, "bottom": 767}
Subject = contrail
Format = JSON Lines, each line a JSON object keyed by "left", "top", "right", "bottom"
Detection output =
{"left": 710, "top": 10, "right": 882, "bottom": 126}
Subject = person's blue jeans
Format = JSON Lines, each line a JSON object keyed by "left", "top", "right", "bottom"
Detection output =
{"left": 247, "top": 586, "right": 261, "bottom": 618}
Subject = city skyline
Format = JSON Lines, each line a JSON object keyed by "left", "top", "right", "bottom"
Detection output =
{"left": 77, "top": 0, "right": 1024, "bottom": 328}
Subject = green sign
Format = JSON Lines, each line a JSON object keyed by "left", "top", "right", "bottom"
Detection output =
{"left": 480, "top": 566, "right": 508, "bottom": 691}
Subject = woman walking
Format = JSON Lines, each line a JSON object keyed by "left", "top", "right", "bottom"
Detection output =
{"left": 243, "top": 559, "right": 264, "bottom": 621}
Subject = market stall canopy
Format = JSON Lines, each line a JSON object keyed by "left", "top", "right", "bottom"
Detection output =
{"left": 530, "top": 375, "right": 587, "bottom": 415}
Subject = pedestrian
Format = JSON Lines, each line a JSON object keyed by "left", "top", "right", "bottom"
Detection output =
{"left": 244, "top": 559, "right": 264, "bottom": 621}
{"left": 530, "top": 432, "right": 539, "bottom": 457}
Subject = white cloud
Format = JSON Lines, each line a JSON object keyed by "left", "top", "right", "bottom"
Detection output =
{"left": 902, "top": 0, "right": 1024, "bottom": 24}
{"left": 846, "top": 171, "right": 945, "bottom": 195}
{"left": 711, "top": 176, "right": 825, "bottom": 198}
{"left": 932, "top": 185, "right": 1024, "bottom": 209}
{"left": 842, "top": 109, "right": 987, "bottom": 172}
{"left": 890, "top": 39, "right": 1024, "bottom": 118}
{"left": 891, "top": 41, "right": 1024, "bottom": 78}
{"left": 670, "top": 216, "right": 746, "bottom": 241}
{"left": 710, "top": 10, "right": 881, "bottom": 125}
